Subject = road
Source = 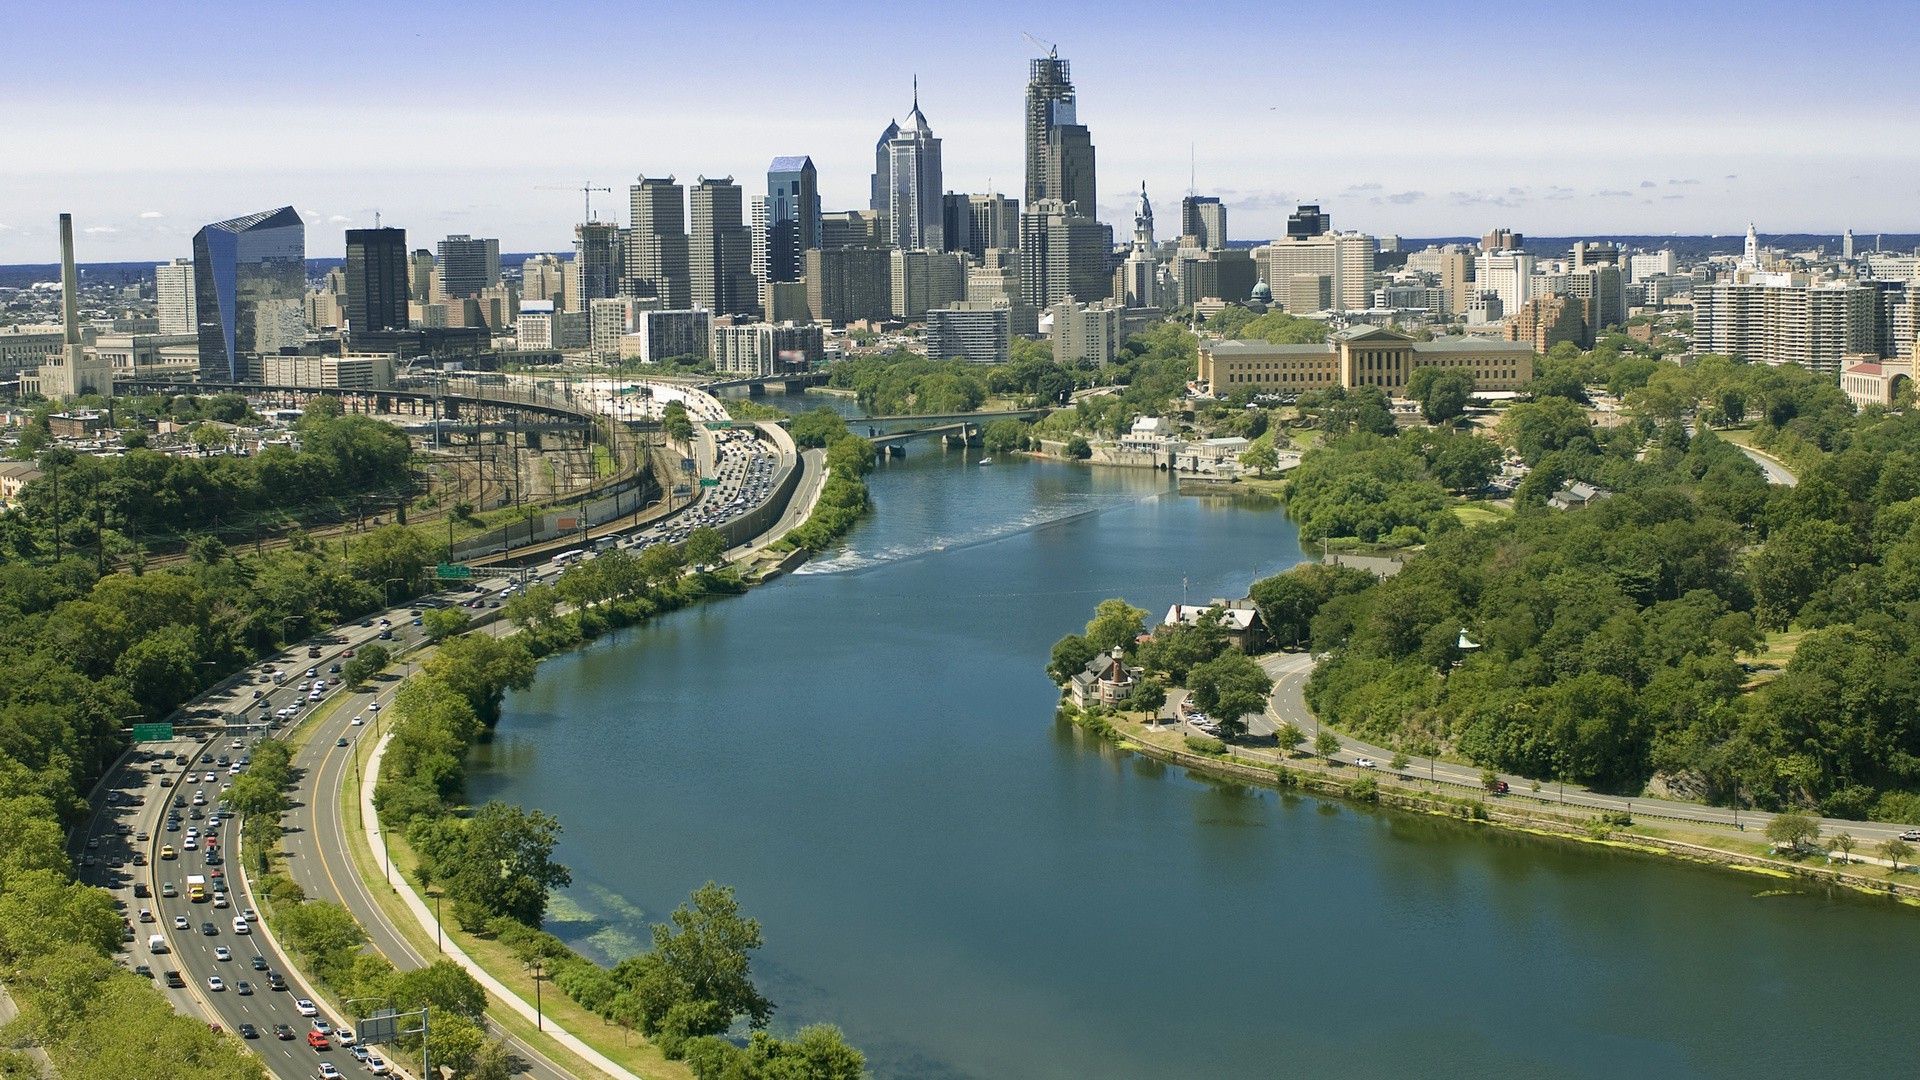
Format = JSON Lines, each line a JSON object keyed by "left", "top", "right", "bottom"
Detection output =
{"left": 1737, "top": 444, "right": 1798, "bottom": 486}
{"left": 1240, "top": 652, "right": 1920, "bottom": 847}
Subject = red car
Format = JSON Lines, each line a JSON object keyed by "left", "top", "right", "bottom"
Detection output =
{"left": 307, "top": 1030, "right": 330, "bottom": 1049}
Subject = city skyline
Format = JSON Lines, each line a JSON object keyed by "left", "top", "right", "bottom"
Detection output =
{"left": 3, "top": 0, "right": 1918, "bottom": 263}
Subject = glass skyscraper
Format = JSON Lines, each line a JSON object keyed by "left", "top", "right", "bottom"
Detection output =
{"left": 193, "top": 206, "right": 305, "bottom": 382}
{"left": 766, "top": 155, "right": 819, "bottom": 283}
{"left": 344, "top": 227, "right": 409, "bottom": 334}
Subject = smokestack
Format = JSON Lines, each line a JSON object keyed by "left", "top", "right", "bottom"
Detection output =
{"left": 58, "top": 213, "right": 80, "bottom": 346}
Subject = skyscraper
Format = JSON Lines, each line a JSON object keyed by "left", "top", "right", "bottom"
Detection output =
{"left": 1020, "top": 199, "right": 1110, "bottom": 308}
{"left": 155, "top": 258, "right": 197, "bottom": 335}
{"left": 1044, "top": 122, "right": 1097, "bottom": 213}
{"left": 344, "top": 227, "right": 409, "bottom": 334}
{"left": 766, "top": 156, "right": 820, "bottom": 283}
{"left": 573, "top": 223, "right": 623, "bottom": 311}
{"left": 408, "top": 249, "right": 435, "bottom": 302}
{"left": 192, "top": 205, "right": 305, "bottom": 381}
{"left": 1288, "top": 205, "right": 1330, "bottom": 239}
{"left": 690, "top": 176, "right": 756, "bottom": 315}
{"left": 1024, "top": 53, "right": 1076, "bottom": 209}
{"left": 1181, "top": 196, "right": 1226, "bottom": 251}
{"left": 436, "top": 235, "right": 500, "bottom": 300}
{"left": 627, "top": 176, "right": 691, "bottom": 307}
{"left": 873, "top": 88, "right": 945, "bottom": 252}
{"left": 966, "top": 194, "right": 1020, "bottom": 259}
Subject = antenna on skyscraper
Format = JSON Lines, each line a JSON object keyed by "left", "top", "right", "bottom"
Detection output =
{"left": 1189, "top": 145, "right": 1197, "bottom": 197}
{"left": 374, "top": 210, "right": 382, "bottom": 228}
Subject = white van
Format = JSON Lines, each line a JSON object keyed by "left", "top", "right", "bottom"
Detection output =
{"left": 148, "top": 934, "right": 168, "bottom": 954}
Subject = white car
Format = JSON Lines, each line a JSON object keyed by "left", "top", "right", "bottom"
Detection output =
{"left": 214, "top": 945, "right": 231, "bottom": 961}
{"left": 351, "top": 716, "right": 364, "bottom": 726}
{"left": 233, "top": 916, "right": 250, "bottom": 934}
{"left": 173, "top": 914, "right": 189, "bottom": 930}
{"left": 294, "top": 998, "right": 318, "bottom": 1017}
{"left": 366, "top": 1055, "right": 389, "bottom": 1075}
{"left": 1355, "top": 757, "right": 1377, "bottom": 769}
{"left": 317, "top": 1064, "right": 341, "bottom": 1079}
{"left": 206, "top": 975, "right": 225, "bottom": 992}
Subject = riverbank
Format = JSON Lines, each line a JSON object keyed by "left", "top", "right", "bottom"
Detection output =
{"left": 1087, "top": 707, "right": 1920, "bottom": 906}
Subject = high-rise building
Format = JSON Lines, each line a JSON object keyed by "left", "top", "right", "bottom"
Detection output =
{"left": 805, "top": 248, "right": 893, "bottom": 325}
{"left": 1287, "top": 205, "right": 1330, "bottom": 240}
{"left": 192, "top": 206, "right": 306, "bottom": 381}
{"left": 1121, "top": 183, "right": 1159, "bottom": 309}
{"left": 344, "top": 227, "right": 409, "bottom": 334}
{"left": 1044, "top": 123, "right": 1097, "bottom": 214}
{"left": 1483, "top": 227, "right": 1524, "bottom": 252}
{"left": 627, "top": 176, "right": 691, "bottom": 307}
{"left": 965, "top": 194, "right": 1020, "bottom": 260}
{"left": 1181, "top": 196, "right": 1226, "bottom": 251}
{"left": 942, "top": 195, "right": 973, "bottom": 262}
{"left": 522, "top": 254, "right": 566, "bottom": 307}
{"left": 1475, "top": 250, "right": 1537, "bottom": 316}
{"left": 1566, "top": 265, "right": 1627, "bottom": 333}
{"left": 1693, "top": 273, "right": 1876, "bottom": 374}
{"left": 927, "top": 301, "right": 1014, "bottom": 363}
{"left": 155, "top": 258, "right": 197, "bottom": 336}
{"left": 820, "top": 211, "right": 883, "bottom": 250}
{"left": 690, "top": 177, "right": 756, "bottom": 316}
{"left": 1050, "top": 298, "right": 1126, "bottom": 367}
{"left": 710, "top": 322, "right": 823, "bottom": 377}
{"left": 436, "top": 235, "right": 500, "bottom": 300}
{"left": 1020, "top": 200, "right": 1111, "bottom": 308}
{"left": 631, "top": 309, "right": 712, "bottom": 365}
{"left": 873, "top": 89, "right": 945, "bottom": 252}
{"left": 408, "top": 249, "right": 435, "bottom": 302}
{"left": 1507, "top": 295, "right": 1590, "bottom": 352}
{"left": 572, "top": 223, "right": 623, "bottom": 312}
{"left": 1263, "top": 231, "right": 1377, "bottom": 311}
{"left": 1024, "top": 53, "right": 1077, "bottom": 208}
{"left": 890, "top": 249, "right": 966, "bottom": 320}
{"left": 766, "top": 156, "right": 820, "bottom": 283}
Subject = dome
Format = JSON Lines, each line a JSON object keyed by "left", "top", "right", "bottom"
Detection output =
{"left": 1250, "top": 279, "right": 1273, "bottom": 303}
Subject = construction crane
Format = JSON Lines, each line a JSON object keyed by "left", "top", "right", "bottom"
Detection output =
{"left": 1022, "top": 31, "right": 1057, "bottom": 59}
{"left": 535, "top": 183, "right": 613, "bottom": 224}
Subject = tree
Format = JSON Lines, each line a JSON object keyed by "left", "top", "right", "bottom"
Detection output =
{"left": 423, "top": 634, "right": 536, "bottom": 723}
{"left": 1239, "top": 439, "right": 1279, "bottom": 478}
{"left": 1407, "top": 366, "right": 1476, "bottom": 424}
{"left": 1829, "top": 832, "right": 1857, "bottom": 864}
{"left": 1879, "top": 837, "right": 1912, "bottom": 873}
{"left": 1064, "top": 436, "right": 1092, "bottom": 460}
{"left": 420, "top": 608, "right": 471, "bottom": 643}
{"left": 1084, "top": 599, "right": 1148, "bottom": 655}
{"left": 439, "top": 802, "right": 571, "bottom": 928}
{"left": 1047, "top": 634, "right": 1098, "bottom": 685}
{"left": 1497, "top": 396, "right": 1594, "bottom": 464}
{"left": 341, "top": 642, "right": 391, "bottom": 687}
{"left": 1390, "top": 749, "right": 1411, "bottom": 771}
{"left": 685, "top": 527, "right": 727, "bottom": 571}
{"left": 1127, "top": 677, "right": 1167, "bottom": 714}
{"left": 1765, "top": 810, "right": 1820, "bottom": 853}
{"left": 1185, "top": 651, "right": 1274, "bottom": 739}
{"left": 1275, "top": 721, "right": 1306, "bottom": 757}
{"left": 615, "top": 882, "right": 775, "bottom": 1055}
{"left": 684, "top": 1025, "right": 866, "bottom": 1080}
{"left": 1314, "top": 729, "right": 1342, "bottom": 758}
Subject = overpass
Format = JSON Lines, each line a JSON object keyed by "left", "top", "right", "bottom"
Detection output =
{"left": 701, "top": 371, "right": 830, "bottom": 393}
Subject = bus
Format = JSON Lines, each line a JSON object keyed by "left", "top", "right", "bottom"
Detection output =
{"left": 550, "top": 548, "right": 587, "bottom": 567}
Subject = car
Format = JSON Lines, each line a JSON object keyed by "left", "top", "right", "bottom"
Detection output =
{"left": 351, "top": 716, "right": 364, "bottom": 726}
{"left": 233, "top": 916, "right": 250, "bottom": 934}
{"left": 365, "top": 1055, "right": 388, "bottom": 1075}
{"left": 306, "top": 1030, "right": 329, "bottom": 1049}
{"left": 237, "top": 1022, "right": 258, "bottom": 1039}
{"left": 206, "top": 975, "right": 225, "bottom": 992}
{"left": 214, "top": 945, "right": 230, "bottom": 961}
{"left": 138, "top": 908, "right": 154, "bottom": 923}
{"left": 1355, "top": 758, "right": 1377, "bottom": 769}
{"left": 201, "top": 921, "right": 218, "bottom": 936}
{"left": 336, "top": 737, "right": 349, "bottom": 747}
{"left": 318, "top": 1063, "right": 342, "bottom": 1079}
{"left": 1902, "top": 830, "right": 1920, "bottom": 843}
{"left": 274, "top": 1023, "right": 295, "bottom": 1040}
{"left": 328, "top": 663, "right": 342, "bottom": 673}
{"left": 163, "top": 970, "right": 185, "bottom": 988}
{"left": 267, "top": 971, "right": 287, "bottom": 991}
{"left": 251, "top": 954, "right": 268, "bottom": 970}
{"left": 343, "top": 648, "right": 356, "bottom": 657}
{"left": 172, "top": 914, "right": 189, "bottom": 930}
{"left": 311, "top": 1018, "right": 332, "bottom": 1035}
{"left": 349, "top": 1045, "right": 371, "bottom": 1063}
{"left": 337, "top": 1027, "right": 354, "bottom": 1045}
{"left": 181, "top": 838, "right": 196, "bottom": 851}
{"left": 368, "top": 702, "right": 381, "bottom": 712}
{"left": 160, "top": 881, "right": 177, "bottom": 897}
{"left": 360, "top": 619, "right": 374, "bottom": 628}
{"left": 160, "top": 845, "right": 176, "bottom": 860}
{"left": 294, "top": 997, "right": 318, "bottom": 1017}
{"left": 242, "top": 907, "right": 257, "bottom": 922}
{"left": 203, "top": 772, "right": 217, "bottom": 783}
{"left": 133, "top": 882, "right": 150, "bottom": 898}
{"left": 236, "top": 980, "right": 252, "bottom": 996}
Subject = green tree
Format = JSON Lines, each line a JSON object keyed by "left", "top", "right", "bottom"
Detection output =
{"left": 1497, "top": 397, "right": 1594, "bottom": 464}
{"left": 1829, "top": 832, "right": 1857, "bottom": 864}
{"left": 423, "top": 634, "right": 536, "bottom": 724}
{"left": 341, "top": 642, "right": 391, "bottom": 687}
{"left": 1127, "top": 676, "right": 1167, "bottom": 714}
{"left": 1275, "top": 721, "right": 1306, "bottom": 757}
{"left": 420, "top": 608, "right": 471, "bottom": 643}
{"left": 1047, "top": 634, "right": 1098, "bottom": 685}
{"left": 1064, "top": 436, "right": 1092, "bottom": 460}
{"left": 685, "top": 527, "right": 727, "bottom": 570}
{"left": 615, "top": 882, "right": 775, "bottom": 1055}
{"left": 1185, "top": 651, "right": 1274, "bottom": 739}
{"left": 1084, "top": 599, "right": 1148, "bottom": 655}
{"left": 1879, "top": 837, "right": 1912, "bottom": 872}
{"left": 1407, "top": 366, "right": 1476, "bottom": 424}
{"left": 438, "top": 802, "right": 572, "bottom": 928}
{"left": 1765, "top": 810, "right": 1820, "bottom": 853}
{"left": 1239, "top": 438, "right": 1280, "bottom": 477}
{"left": 1315, "top": 729, "right": 1342, "bottom": 758}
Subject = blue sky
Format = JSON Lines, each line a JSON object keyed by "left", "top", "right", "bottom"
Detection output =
{"left": 3, "top": 0, "right": 1916, "bottom": 262}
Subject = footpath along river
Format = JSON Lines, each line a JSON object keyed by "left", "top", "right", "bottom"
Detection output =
{"left": 470, "top": 445, "right": 1918, "bottom": 1080}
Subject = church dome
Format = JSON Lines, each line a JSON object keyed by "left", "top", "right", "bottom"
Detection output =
{"left": 1250, "top": 279, "right": 1273, "bottom": 303}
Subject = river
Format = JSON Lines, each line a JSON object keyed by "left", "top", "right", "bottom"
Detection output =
{"left": 470, "top": 429, "right": 1916, "bottom": 1080}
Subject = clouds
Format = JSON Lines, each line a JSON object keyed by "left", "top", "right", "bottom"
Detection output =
{"left": 139, "top": 210, "right": 165, "bottom": 219}
{"left": 83, "top": 225, "right": 117, "bottom": 235}
{"left": 1593, "top": 190, "right": 1634, "bottom": 197}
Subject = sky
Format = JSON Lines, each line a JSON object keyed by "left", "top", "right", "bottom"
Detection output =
{"left": 3, "top": 0, "right": 1918, "bottom": 264}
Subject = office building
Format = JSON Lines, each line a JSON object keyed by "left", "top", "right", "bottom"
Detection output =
{"left": 626, "top": 309, "right": 712, "bottom": 365}
{"left": 436, "top": 235, "right": 500, "bottom": 300}
{"left": 517, "top": 303, "right": 556, "bottom": 350}
{"left": 155, "top": 258, "right": 197, "bottom": 335}
{"left": 1483, "top": 228, "right": 1524, "bottom": 252}
{"left": 806, "top": 247, "right": 893, "bottom": 325}
{"left": 1181, "top": 195, "right": 1226, "bottom": 251}
{"left": 1565, "top": 265, "right": 1626, "bottom": 333}
{"left": 1475, "top": 251, "right": 1537, "bottom": 316}
{"left": 1693, "top": 274, "right": 1876, "bottom": 374}
{"left": 1629, "top": 250, "right": 1678, "bottom": 281}
{"left": 1262, "top": 231, "right": 1376, "bottom": 311}
{"left": 573, "top": 223, "right": 623, "bottom": 311}
{"left": 1044, "top": 122, "right": 1097, "bottom": 213}
{"left": 1024, "top": 52, "right": 1078, "bottom": 208}
{"left": 589, "top": 297, "right": 659, "bottom": 362}
{"left": 927, "top": 301, "right": 1013, "bottom": 363}
{"left": 344, "top": 227, "right": 409, "bottom": 335}
{"left": 750, "top": 195, "right": 770, "bottom": 285}
{"left": 522, "top": 254, "right": 566, "bottom": 307}
{"left": 1287, "top": 204, "right": 1330, "bottom": 239}
{"left": 408, "top": 248, "right": 436, "bottom": 302}
{"left": 690, "top": 177, "right": 756, "bottom": 316}
{"left": 627, "top": 176, "right": 691, "bottom": 307}
{"left": 942, "top": 195, "right": 973, "bottom": 261}
{"left": 192, "top": 205, "right": 305, "bottom": 381}
{"left": 766, "top": 156, "right": 820, "bottom": 283}
{"left": 820, "top": 210, "right": 883, "bottom": 250}
{"left": 710, "top": 322, "right": 823, "bottom": 377}
{"left": 1507, "top": 295, "right": 1590, "bottom": 352}
{"left": 873, "top": 89, "right": 945, "bottom": 251}
{"left": 1198, "top": 325, "right": 1534, "bottom": 395}
{"left": 1288, "top": 273, "right": 1332, "bottom": 314}
{"left": 1021, "top": 199, "right": 1110, "bottom": 309}
{"left": 891, "top": 249, "right": 966, "bottom": 320}
{"left": 1051, "top": 298, "right": 1126, "bottom": 367}
{"left": 259, "top": 353, "right": 396, "bottom": 390}
{"left": 0, "top": 327, "right": 71, "bottom": 381}
{"left": 964, "top": 194, "right": 1020, "bottom": 260}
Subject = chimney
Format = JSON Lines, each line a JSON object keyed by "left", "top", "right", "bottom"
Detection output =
{"left": 59, "top": 213, "right": 81, "bottom": 346}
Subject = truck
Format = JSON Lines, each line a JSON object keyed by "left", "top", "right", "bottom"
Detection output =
{"left": 148, "top": 934, "right": 168, "bottom": 954}
{"left": 186, "top": 874, "right": 207, "bottom": 902}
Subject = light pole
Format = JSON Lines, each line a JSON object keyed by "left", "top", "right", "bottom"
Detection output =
{"left": 428, "top": 887, "right": 443, "bottom": 952}
{"left": 530, "top": 958, "right": 545, "bottom": 1030}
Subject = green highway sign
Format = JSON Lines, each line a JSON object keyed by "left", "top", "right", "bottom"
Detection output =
{"left": 699, "top": 478, "right": 720, "bottom": 487}
{"left": 705, "top": 420, "right": 732, "bottom": 429}
{"left": 130, "top": 723, "right": 174, "bottom": 742}
{"left": 435, "top": 563, "right": 473, "bottom": 580}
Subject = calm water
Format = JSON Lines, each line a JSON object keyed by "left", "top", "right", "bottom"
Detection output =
{"left": 471, "top": 448, "right": 1918, "bottom": 1080}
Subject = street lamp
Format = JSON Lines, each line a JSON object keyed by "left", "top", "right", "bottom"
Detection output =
{"left": 530, "top": 958, "right": 545, "bottom": 1030}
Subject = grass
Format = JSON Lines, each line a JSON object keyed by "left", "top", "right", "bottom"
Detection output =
{"left": 1452, "top": 502, "right": 1512, "bottom": 528}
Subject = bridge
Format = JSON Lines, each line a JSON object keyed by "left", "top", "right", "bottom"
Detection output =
{"left": 853, "top": 407, "right": 1048, "bottom": 428}
{"left": 701, "top": 371, "right": 830, "bottom": 393}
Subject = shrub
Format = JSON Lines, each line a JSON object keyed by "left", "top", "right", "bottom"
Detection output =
{"left": 1185, "top": 735, "right": 1227, "bottom": 756}
{"left": 1347, "top": 776, "right": 1379, "bottom": 802}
